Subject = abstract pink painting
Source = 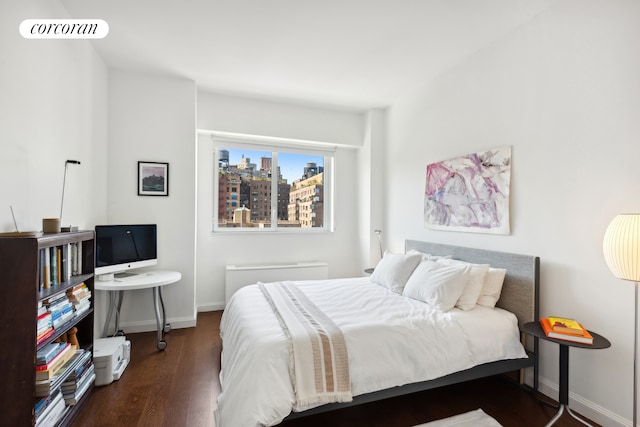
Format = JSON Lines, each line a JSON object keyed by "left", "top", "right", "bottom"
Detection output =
{"left": 424, "top": 146, "right": 511, "bottom": 234}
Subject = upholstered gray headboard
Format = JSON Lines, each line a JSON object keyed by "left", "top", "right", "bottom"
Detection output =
{"left": 405, "top": 240, "right": 540, "bottom": 330}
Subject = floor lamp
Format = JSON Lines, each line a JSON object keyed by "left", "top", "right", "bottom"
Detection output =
{"left": 603, "top": 214, "right": 640, "bottom": 427}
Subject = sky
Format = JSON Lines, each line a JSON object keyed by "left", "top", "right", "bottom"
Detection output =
{"left": 225, "top": 148, "right": 322, "bottom": 183}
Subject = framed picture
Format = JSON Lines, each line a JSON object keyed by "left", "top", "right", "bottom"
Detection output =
{"left": 138, "top": 161, "right": 169, "bottom": 196}
{"left": 424, "top": 146, "right": 511, "bottom": 234}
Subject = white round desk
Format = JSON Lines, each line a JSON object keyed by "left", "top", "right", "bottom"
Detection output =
{"left": 95, "top": 270, "right": 181, "bottom": 350}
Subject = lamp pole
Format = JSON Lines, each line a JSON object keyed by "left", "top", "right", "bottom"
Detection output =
{"left": 634, "top": 281, "right": 638, "bottom": 427}
{"left": 603, "top": 214, "right": 640, "bottom": 427}
{"left": 60, "top": 160, "right": 81, "bottom": 223}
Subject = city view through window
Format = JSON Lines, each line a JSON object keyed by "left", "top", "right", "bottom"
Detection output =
{"left": 217, "top": 148, "right": 326, "bottom": 230}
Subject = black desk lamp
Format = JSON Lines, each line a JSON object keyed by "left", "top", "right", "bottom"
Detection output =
{"left": 59, "top": 160, "right": 81, "bottom": 232}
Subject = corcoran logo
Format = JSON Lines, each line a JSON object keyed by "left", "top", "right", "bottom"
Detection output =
{"left": 20, "top": 19, "right": 109, "bottom": 39}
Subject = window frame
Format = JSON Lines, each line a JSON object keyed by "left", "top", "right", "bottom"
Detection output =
{"left": 211, "top": 133, "right": 335, "bottom": 233}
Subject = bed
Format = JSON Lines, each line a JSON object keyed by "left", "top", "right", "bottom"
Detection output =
{"left": 215, "top": 240, "right": 540, "bottom": 427}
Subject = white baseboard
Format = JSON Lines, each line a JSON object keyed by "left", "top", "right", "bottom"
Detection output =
{"left": 538, "top": 377, "right": 629, "bottom": 427}
{"left": 116, "top": 315, "right": 197, "bottom": 334}
{"left": 198, "top": 301, "right": 226, "bottom": 312}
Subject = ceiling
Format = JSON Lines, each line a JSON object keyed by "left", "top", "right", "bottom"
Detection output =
{"left": 61, "top": 0, "right": 555, "bottom": 111}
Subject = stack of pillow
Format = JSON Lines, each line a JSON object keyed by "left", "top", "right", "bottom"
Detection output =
{"left": 369, "top": 250, "right": 507, "bottom": 312}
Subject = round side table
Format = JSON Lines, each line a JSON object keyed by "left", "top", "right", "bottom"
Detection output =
{"left": 523, "top": 321, "right": 611, "bottom": 427}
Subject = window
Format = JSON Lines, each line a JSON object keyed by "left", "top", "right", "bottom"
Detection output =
{"left": 213, "top": 135, "right": 334, "bottom": 232}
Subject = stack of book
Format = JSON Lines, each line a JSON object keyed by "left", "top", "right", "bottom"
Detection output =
{"left": 36, "top": 342, "right": 75, "bottom": 382}
{"left": 34, "top": 349, "right": 95, "bottom": 425}
{"left": 61, "top": 350, "right": 95, "bottom": 405}
{"left": 34, "top": 389, "right": 66, "bottom": 427}
{"left": 540, "top": 316, "right": 593, "bottom": 344}
{"left": 36, "top": 310, "right": 54, "bottom": 345}
{"left": 66, "top": 283, "right": 91, "bottom": 318}
{"left": 46, "top": 294, "right": 74, "bottom": 330}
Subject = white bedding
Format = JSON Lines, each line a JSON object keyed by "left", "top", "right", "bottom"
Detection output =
{"left": 215, "top": 277, "right": 527, "bottom": 427}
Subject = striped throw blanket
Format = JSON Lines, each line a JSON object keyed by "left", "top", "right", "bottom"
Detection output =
{"left": 259, "top": 281, "right": 352, "bottom": 407}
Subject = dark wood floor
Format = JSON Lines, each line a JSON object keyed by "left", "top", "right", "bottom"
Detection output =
{"left": 72, "top": 311, "right": 601, "bottom": 427}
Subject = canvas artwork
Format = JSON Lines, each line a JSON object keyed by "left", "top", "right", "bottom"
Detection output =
{"left": 424, "top": 146, "right": 511, "bottom": 234}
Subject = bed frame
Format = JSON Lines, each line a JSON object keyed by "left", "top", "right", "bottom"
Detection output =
{"left": 286, "top": 240, "right": 539, "bottom": 420}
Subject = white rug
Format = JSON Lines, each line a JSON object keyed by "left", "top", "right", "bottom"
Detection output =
{"left": 414, "top": 409, "right": 503, "bottom": 427}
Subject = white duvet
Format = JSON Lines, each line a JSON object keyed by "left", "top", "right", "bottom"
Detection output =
{"left": 215, "top": 277, "right": 527, "bottom": 427}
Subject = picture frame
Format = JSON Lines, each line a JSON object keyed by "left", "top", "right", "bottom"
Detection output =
{"left": 138, "top": 161, "right": 169, "bottom": 196}
{"left": 424, "top": 146, "right": 511, "bottom": 234}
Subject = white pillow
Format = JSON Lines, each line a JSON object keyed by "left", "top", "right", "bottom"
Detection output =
{"left": 370, "top": 251, "right": 422, "bottom": 293}
{"left": 402, "top": 260, "right": 470, "bottom": 311}
{"left": 407, "top": 249, "right": 452, "bottom": 261}
{"left": 437, "top": 259, "right": 489, "bottom": 311}
{"left": 476, "top": 267, "right": 507, "bottom": 308}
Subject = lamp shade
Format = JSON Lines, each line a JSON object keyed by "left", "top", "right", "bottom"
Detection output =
{"left": 603, "top": 214, "right": 640, "bottom": 281}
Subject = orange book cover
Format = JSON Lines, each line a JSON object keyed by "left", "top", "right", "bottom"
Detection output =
{"left": 540, "top": 318, "right": 593, "bottom": 344}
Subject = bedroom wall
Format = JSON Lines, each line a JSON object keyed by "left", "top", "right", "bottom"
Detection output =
{"left": 196, "top": 92, "right": 366, "bottom": 310}
{"left": 0, "top": 0, "right": 108, "bottom": 234}
{"left": 101, "top": 70, "right": 198, "bottom": 332}
{"left": 384, "top": 1, "right": 640, "bottom": 426}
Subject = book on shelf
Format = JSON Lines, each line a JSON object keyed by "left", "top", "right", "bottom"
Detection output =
{"left": 35, "top": 389, "right": 59, "bottom": 420}
{"left": 37, "top": 342, "right": 67, "bottom": 366}
{"left": 36, "top": 328, "right": 55, "bottom": 346}
{"left": 540, "top": 317, "right": 593, "bottom": 344}
{"left": 37, "top": 301, "right": 47, "bottom": 317}
{"left": 56, "top": 247, "right": 62, "bottom": 284}
{"left": 74, "top": 300, "right": 91, "bottom": 318}
{"left": 63, "top": 369, "right": 95, "bottom": 406}
{"left": 43, "top": 248, "right": 51, "bottom": 289}
{"left": 62, "top": 243, "right": 72, "bottom": 282}
{"left": 39, "top": 242, "right": 84, "bottom": 291}
{"left": 548, "top": 316, "right": 584, "bottom": 334}
{"left": 61, "top": 350, "right": 93, "bottom": 387}
{"left": 35, "top": 389, "right": 65, "bottom": 426}
{"left": 71, "top": 241, "right": 82, "bottom": 275}
{"left": 36, "top": 343, "right": 75, "bottom": 380}
{"left": 36, "top": 349, "right": 91, "bottom": 397}
{"left": 67, "top": 283, "right": 91, "bottom": 303}
{"left": 37, "top": 311, "right": 52, "bottom": 334}
{"left": 50, "top": 247, "right": 58, "bottom": 287}
{"left": 52, "top": 309, "right": 74, "bottom": 329}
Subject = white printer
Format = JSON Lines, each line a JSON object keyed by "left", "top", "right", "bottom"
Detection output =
{"left": 93, "top": 336, "right": 131, "bottom": 386}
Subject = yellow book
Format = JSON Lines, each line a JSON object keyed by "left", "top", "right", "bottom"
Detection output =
{"left": 548, "top": 316, "right": 583, "bottom": 334}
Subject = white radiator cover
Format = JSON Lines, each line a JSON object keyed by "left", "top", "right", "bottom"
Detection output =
{"left": 225, "top": 262, "right": 329, "bottom": 304}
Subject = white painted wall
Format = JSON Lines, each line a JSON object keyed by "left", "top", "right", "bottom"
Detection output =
{"left": 0, "top": 0, "right": 108, "bottom": 234}
{"left": 101, "top": 70, "right": 197, "bottom": 332}
{"left": 196, "top": 92, "right": 365, "bottom": 310}
{"left": 5, "top": 1, "right": 636, "bottom": 424}
{"left": 385, "top": 1, "right": 640, "bottom": 426}
{"left": 358, "top": 109, "right": 386, "bottom": 268}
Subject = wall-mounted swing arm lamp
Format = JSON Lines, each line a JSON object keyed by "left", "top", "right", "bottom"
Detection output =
{"left": 603, "top": 213, "right": 640, "bottom": 427}
{"left": 374, "top": 229, "right": 383, "bottom": 259}
{"left": 363, "top": 230, "right": 384, "bottom": 276}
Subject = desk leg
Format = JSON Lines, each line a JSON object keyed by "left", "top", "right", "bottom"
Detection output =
{"left": 103, "top": 291, "right": 115, "bottom": 338}
{"left": 102, "top": 290, "right": 125, "bottom": 337}
{"left": 115, "top": 290, "right": 124, "bottom": 336}
{"left": 153, "top": 286, "right": 167, "bottom": 351}
{"left": 159, "top": 286, "right": 170, "bottom": 333}
{"left": 545, "top": 345, "right": 594, "bottom": 427}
